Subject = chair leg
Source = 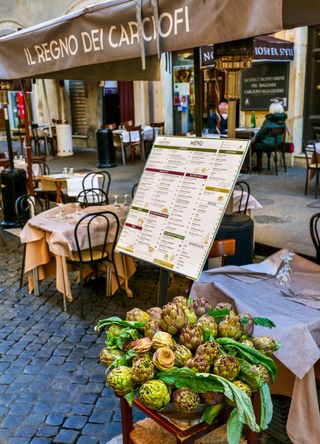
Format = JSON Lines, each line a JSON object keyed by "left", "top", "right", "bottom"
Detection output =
{"left": 274, "top": 150, "right": 278, "bottom": 176}
{"left": 305, "top": 171, "right": 309, "bottom": 195}
{"left": 79, "top": 263, "right": 85, "bottom": 317}
{"left": 267, "top": 152, "right": 271, "bottom": 171}
{"left": 113, "top": 262, "right": 127, "bottom": 307}
{"left": 316, "top": 172, "right": 319, "bottom": 199}
{"left": 19, "top": 244, "right": 26, "bottom": 289}
{"left": 282, "top": 149, "right": 287, "bottom": 172}
{"left": 121, "top": 140, "right": 126, "bottom": 166}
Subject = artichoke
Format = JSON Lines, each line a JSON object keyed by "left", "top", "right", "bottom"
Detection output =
{"left": 241, "top": 338, "right": 254, "bottom": 348}
{"left": 172, "top": 388, "right": 201, "bottom": 413}
{"left": 139, "top": 380, "right": 170, "bottom": 411}
{"left": 196, "top": 315, "right": 218, "bottom": 338}
{"left": 100, "top": 347, "right": 123, "bottom": 368}
{"left": 160, "top": 302, "right": 188, "bottom": 335}
{"left": 227, "top": 380, "right": 252, "bottom": 406}
{"left": 144, "top": 320, "right": 161, "bottom": 339}
{"left": 250, "top": 364, "right": 270, "bottom": 385}
{"left": 173, "top": 343, "right": 192, "bottom": 368}
{"left": 133, "top": 337, "right": 152, "bottom": 354}
{"left": 152, "top": 331, "right": 174, "bottom": 349}
{"left": 185, "top": 307, "right": 197, "bottom": 325}
{"left": 107, "top": 366, "right": 134, "bottom": 396}
{"left": 126, "top": 308, "right": 150, "bottom": 323}
{"left": 252, "top": 336, "right": 280, "bottom": 355}
{"left": 196, "top": 341, "right": 221, "bottom": 364}
{"left": 201, "top": 391, "right": 224, "bottom": 405}
{"left": 179, "top": 325, "right": 204, "bottom": 351}
{"left": 239, "top": 313, "right": 254, "bottom": 337}
{"left": 147, "top": 307, "right": 162, "bottom": 320}
{"left": 172, "top": 296, "right": 188, "bottom": 307}
{"left": 191, "top": 297, "right": 212, "bottom": 318}
{"left": 132, "top": 356, "right": 155, "bottom": 384}
{"left": 215, "top": 302, "right": 235, "bottom": 315}
{"left": 213, "top": 355, "right": 240, "bottom": 381}
{"left": 218, "top": 314, "right": 242, "bottom": 340}
{"left": 108, "top": 324, "right": 123, "bottom": 336}
{"left": 186, "top": 356, "right": 210, "bottom": 373}
{"left": 153, "top": 347, "right": 175, "bottom": 371}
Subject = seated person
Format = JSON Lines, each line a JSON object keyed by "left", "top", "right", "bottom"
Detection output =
{"left": 209, "top": 101, "right": 228, "bottom": 134}
{"left": 254, "top": 102, "right": 287, "bottom": 171}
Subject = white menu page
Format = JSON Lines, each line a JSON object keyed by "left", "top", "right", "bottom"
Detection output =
{"left": 115, "top": 136, "right": 250, "bottom": 280}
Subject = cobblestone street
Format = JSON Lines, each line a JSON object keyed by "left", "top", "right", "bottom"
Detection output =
{"left": 0, "top": 227, "right": 170, "bottom": 444}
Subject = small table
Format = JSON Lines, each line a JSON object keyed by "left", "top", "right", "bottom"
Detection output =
{"left": 38, "top": 173, "right": 87, "bottom": 203}
{"left": 120, "top": 398, "right": 238, "bottom": 444}
{"left": 235, "top": 127, "right": 260, "bottom": 174}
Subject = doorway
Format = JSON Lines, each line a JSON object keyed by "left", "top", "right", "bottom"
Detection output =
{"left": 103, "top": 81, "right": 134, "bottom": 127}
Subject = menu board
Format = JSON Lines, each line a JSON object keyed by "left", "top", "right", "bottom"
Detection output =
{"left": 115, "top": 136, "right": 250, "bottom": 280}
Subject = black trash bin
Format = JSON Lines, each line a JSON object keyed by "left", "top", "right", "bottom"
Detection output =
{"left": 1, "top": 168, "right": 28, "bottom": 228}
{"left": 216, "top": 213, "right": 254, "bottom": 265}
{"left": 96, "top": 128, "right": 117, "bottom": 168}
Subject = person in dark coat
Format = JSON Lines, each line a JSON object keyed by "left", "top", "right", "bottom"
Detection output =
{"left": 254, "top": 102, "right": 287, "bottom": 171}
{"left": 209, "top": 101, "right": 228, "bottom": 134}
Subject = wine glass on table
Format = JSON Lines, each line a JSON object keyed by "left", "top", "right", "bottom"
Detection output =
{"left": 113, "top": 194, "right": 120, "bottom": 208}
{"left": 276, "top": 250, "right": 294, "bottom": 289}
{"left": 122, "top": 194, "right": 129, "bottom": 207}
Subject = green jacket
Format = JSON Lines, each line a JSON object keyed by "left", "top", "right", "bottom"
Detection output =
{"left": 255, "top": 112, "right": 287, "bottom": 152}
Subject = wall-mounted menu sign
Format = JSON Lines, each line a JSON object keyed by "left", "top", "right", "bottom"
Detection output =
{"left": 116, "top": 136, "right": 250, "bottom": 280}
{"left": 241, "top": 62, "right": 290, "bottom": 110}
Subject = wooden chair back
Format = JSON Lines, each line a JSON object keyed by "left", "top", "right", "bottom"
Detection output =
{"left": 121, "top": 120, "right": 134, "bottom": 129}
{"left": 208, "top": 239, "right": 236, "bottom": 265}
{"left": 105, "top": 123, "right": 117, "bottom": 130}
{"left": 150, "top": 122, "right": 164, "bottom": 139}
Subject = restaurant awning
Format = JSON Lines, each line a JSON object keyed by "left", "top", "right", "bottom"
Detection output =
{"left": 201, "top": 35, "right": 294, "bottom": 67}
{"left": 0, "top": 0, "right": 317, "bottom": 81}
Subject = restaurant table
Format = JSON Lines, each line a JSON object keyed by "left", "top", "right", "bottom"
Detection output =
{"left": 20, "top": 203, "right": 136, "bottom": 310}
{"left": 235, "top": 127, "right": 260, "bottom": 174}
{"left": 190, "top": 250, "right": 320, "bottom": 444}
{"left": 38, "top": 172, "right": 90, "bottom": 203}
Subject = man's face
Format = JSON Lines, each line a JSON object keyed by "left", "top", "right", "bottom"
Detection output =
{"left": 219, "top": 103, "right": 228, "bottom": 115}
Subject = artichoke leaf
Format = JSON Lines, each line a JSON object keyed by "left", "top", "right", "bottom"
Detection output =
{"left": 253, "top": 317, "right": 276, "bottom": 329}
{"left": 259, "top": 383, "right": 273, "bottom": 430}
{"left": 124, "top": 388, "right": 139, "bottom": 407}
{"left": 216, "top": 338, "right": 278, "bottom": 382}
{"left": 227, "top": 408, "right": 243, "bottom": 444}
{"left": 201, "top": 403, "right": 224, "bottom": 425}
{"left": 110, "top": 348, "right": 137, "bottom": 369}
{"left": 238, "top": 358, "right": 264, "bottom": 389}
{"left": 95, "top": 316, "right": 145, "bottom": 331}
{"left": 207, "top": 308, "right": 230, "bottom": 322}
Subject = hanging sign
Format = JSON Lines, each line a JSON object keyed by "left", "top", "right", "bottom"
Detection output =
{"left": 116, "top": 136, "right": 250, "bottom": 280}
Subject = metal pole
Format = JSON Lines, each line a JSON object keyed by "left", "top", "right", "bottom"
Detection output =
{"left": 1, "top": 97, "right": 14, "bottom": 170}
{"left": 20, "top": 79, "right": 34, "bottom": 195}
{"left": 157, "top": 269, "right": 169, "bottom": 307}
{"left": 193, "top": 47, "right": 202, "bottom": 137}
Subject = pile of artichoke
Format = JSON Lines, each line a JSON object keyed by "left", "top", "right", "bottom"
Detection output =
{"left": 95, "top": 297, "right": 280, "bottom": 443}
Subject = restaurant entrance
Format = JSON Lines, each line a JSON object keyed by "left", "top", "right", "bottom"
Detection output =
{"left": 103, "top": 81, "right": 134, "bottom": 127}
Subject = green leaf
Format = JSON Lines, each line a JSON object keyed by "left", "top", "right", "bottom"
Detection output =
{"left": 253, "top": 317, "right": 276, "bottom": 329}
{"left": 124, "top": 388, "right": 139, "bottom": 407}
{"left": 187, "top": 296, "right": 193, "bottom": 306}
{"left": 110, "top": 348, "right": 137, "bottom": 369}
{"left": 207, "top": 308, "right": 230, "bottom": 322}
{"left": 201, "top": 403, "right": 223, "bottom": 425}
{"left": 227, "top": 408, "right": 243, "bottom": 444}
{"left": 238, "top": 358, "right": 263, "bottom": 389}
{"left": 115, "top": 327, "right": 141, "bottom": 350}
{"left": 216, "top": 338, "right": 278, "bottom": 383}
{"left": 259, "top": 384, "right": 273, "bottom": 430}
{"left": 94, "top": 317, "right": 145, "bottom": 331}
{"left": 203, "top": 330, "right": 211, "bottom": 342}
{"left": 240, "top": 316, "right": 249, "bottom": 325}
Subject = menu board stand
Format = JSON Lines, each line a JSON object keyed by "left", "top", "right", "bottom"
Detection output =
{"left": 158, "top": 269, "right": 170, "bottom": 307}
{"left": 116, "top": 136, "right": 250, "bottom": 303}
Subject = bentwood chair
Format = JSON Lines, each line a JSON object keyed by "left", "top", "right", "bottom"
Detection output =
{"left": 263, "top": 127, "right": 287, "bottom": 176}
{"left": 309, "top": 212, "right": 320, "bottom": 264}
{"left": 235, "top": 181, "right": 251, "bottom": 214}
{"left": 15, "top": 195, "right": 44, "bottom": 289}
{"left": 82, "top": 171, "right": 111, "bottom": 203}
{"left": 131, "top": 183, "right": 139, "bottom": 200}
{"left": 66, "top": 210, "right": 126, "bottom": 316}
{"left": 77, "top": 188, "right": 109, "bottom": 207}
{"left": 30, "top": 124, "right": 46, "bottom": 156}
{"left": 122, "top": 125, "right": 145, "bottom": 163}
{"left": 304, "top": 142, "right": 320, "bottom": 199}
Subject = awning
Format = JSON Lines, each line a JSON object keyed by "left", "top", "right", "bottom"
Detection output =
{"left": 201, "top": 35, "right": 294, "bottom": 67}
{"left": 0, "top": 0, "right": 317, "bottom": 81}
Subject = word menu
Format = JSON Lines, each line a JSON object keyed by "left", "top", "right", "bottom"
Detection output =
{"left": 115, "top": 136, "right": 250, "bottom": 280}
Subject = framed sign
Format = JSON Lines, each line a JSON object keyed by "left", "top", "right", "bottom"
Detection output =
{"left": 241, "top": 62, "right": 290, "bottom": 110}
{"left": 116, "top": 136, "right": 250, "bottom": 280}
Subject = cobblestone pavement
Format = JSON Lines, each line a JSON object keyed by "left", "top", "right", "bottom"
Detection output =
{"left": 0, "top": 227, "right": 190, "bottom": 444}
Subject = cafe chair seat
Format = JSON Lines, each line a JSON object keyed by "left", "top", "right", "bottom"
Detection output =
{"left": 70, "top": 248, "right": 108, "bottom": 263}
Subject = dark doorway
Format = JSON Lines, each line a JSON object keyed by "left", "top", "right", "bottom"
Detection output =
{"left": 103, "top": 81, "right": 134, "bottom": 127}
{"left": 303, "top": 26, "right": 320, "bottom": 143}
